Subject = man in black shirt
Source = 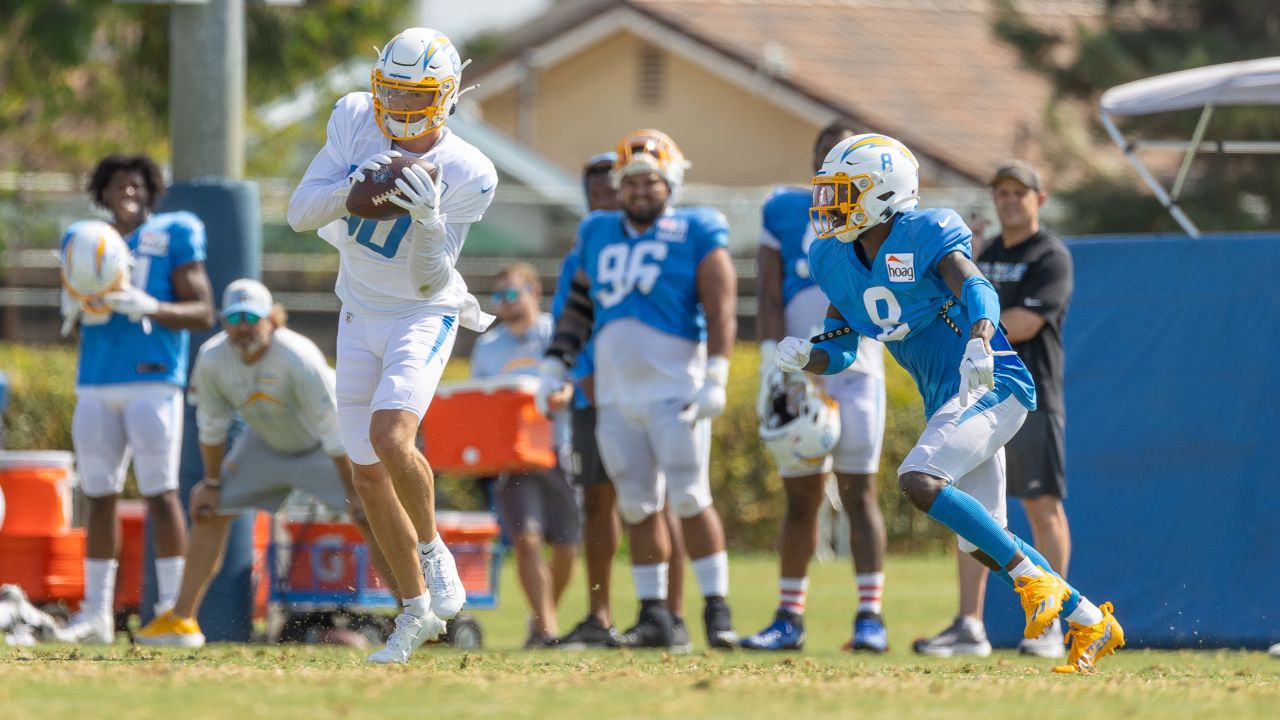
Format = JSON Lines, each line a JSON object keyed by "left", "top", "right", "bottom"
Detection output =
{"left": 914, "top": 161, "right": 1074, "bottom": 659}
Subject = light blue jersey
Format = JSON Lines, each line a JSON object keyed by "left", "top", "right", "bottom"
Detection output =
{"left": 471, "top": 313, "right": 554, "bottom": 380}
{"left": 550, "top": 246, "right": 594, "bottom": 410}
{"left": 67, "top": 212, "right": 207, "bottom": 387}
{"left": 759, "top": 187, "right": 818, "bottom": 306}
{"left": 578, "top": 207, "right": 728, "bottom": 341}
{"left": 807, "top": 208, "right": 1035, "bottom": 418}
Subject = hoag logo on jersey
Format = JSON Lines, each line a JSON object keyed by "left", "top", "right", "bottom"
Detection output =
{"left": 886, "top": 253, "right": 915, "bottom": 283}
{"left": 655, "top": 217, "right": 688, "bottom": 243}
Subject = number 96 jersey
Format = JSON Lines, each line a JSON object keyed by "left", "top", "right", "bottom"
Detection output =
{"left": 808, "top": 208, "right": 1035, "bottom": 418}
{"left": 578, "top": 207, "right": 729, "bottom": 406}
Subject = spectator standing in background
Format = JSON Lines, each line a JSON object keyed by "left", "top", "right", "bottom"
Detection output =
{"left": 471, "top": 262, "right": 580, "bottom": 648}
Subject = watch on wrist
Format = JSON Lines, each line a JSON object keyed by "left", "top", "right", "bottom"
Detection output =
{"left": 204, "top": 478, "right": 223, "bottom": 490}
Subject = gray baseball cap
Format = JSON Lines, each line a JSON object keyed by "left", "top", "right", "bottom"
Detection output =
{"left": 989, "top": 160, "right": 1043, "bottom": 192}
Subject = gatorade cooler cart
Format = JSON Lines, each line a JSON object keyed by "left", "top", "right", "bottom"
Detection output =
{"left": 269, "top": 507, "right": 500, "bottom": 649}
{"left": 0, "top": 452, "right": 85, "bottom": 607}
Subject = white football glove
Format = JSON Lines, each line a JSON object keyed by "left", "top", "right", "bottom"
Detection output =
{"left": 344, "top": 151, "right": 403, "bottom": 188}
{"left": 679, "top": 356, "right": 729, "bottom": 423}
{"left": 388, "top": 163, "right": 442, "bottom": 226}
{"left": 103, "top": 284, "right": 160, "bottom": 323}
{"left": 535, "top": 358, "right": 570, "bottom": 418}
{"left": 775, "top": 336, "right": 813, "bottom": 373}
{"left": 957, "top": 337, "right": 1017, "bottom": 407}
{"left": 59, "top": 290, "right": 81, "bottom": 337}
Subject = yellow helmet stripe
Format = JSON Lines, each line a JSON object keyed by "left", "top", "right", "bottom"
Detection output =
{"left": 94, "top": 231, "right": 108, "bottom": 275}
{"left": 842, "top": 135, "right": 919, "bottom": 168}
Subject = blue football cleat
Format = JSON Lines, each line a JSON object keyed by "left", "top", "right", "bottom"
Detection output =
{"left": 740, "top": 609, "right": 805, "bottom": 651}
{"left": 850, "top": 611, "right": 889, "bottom": 653}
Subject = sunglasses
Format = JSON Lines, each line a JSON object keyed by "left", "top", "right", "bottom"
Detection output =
{"left": 491, "top": 288, "right": 525, "bottom": 304}
{"left": 224, "top": 311, "right": 262, "bottom": 326}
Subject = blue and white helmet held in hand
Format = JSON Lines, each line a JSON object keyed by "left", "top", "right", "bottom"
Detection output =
{"left": 372, "top": 27, "right": 471, "bottom": 141}
{"left": 757, "top": 368, "right": 841, "bottom": 469}
{"left": 810, "top": 133, "right": 920, "bottom": 242}
{"left": 60, "top": 220, "right": 131, "bottom": 304}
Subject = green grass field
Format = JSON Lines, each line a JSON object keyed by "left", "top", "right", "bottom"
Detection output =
{"left": 3, "top": 554, "right": 1277, "bottom": 719}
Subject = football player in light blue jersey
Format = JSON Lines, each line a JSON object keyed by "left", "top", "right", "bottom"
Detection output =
{"left": 744, "top": 120, "right": 891, "bottom": 654}
{"left": 538, "top": 130, "right": 738, "bottom": 651}
{"left": 61, "top": 154, "right": 215, "bottom": 644}
{"left": 776, "top": 134, "right": 1124, "bottom": 673}
{"left": 550, "top": 153, "right": 694, "bottom": 650}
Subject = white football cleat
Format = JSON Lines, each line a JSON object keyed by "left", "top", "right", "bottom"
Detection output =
{"left": 421, "top": 547, "right": 466, "bottom": 620}
{"left": 1018, "top": 619, "right": 1066, "bottom": 658}
{"left": 64, "top": 609, "right": 115, "bottom": 645}
{"left": 366, "top": 611, "right": 446, "bottom": 664}
{"left": 1270, "top": 642, "right": 1280, "bottom": 658}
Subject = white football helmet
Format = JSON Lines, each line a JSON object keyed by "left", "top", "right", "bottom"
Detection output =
{"left": 757, "top": 368, "right": 841, "bottom": 469}
{"left": 60, "top": 220, "right": 130, "bottom": 306}
{"left": 811, "top": 133, "right": 920, "bottom": 242}
{"left": 371, "top": 27, "right": 470, "bottom": 141}
{"left": 612, "top": 129, "right": 692, "bottom": 196}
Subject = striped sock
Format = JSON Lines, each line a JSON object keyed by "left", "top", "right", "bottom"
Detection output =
{"left": 779, "top": 577, "right": 808, "bottom": 615}
{"left": 856, "top": 572, "right": 885, "bottom": 615}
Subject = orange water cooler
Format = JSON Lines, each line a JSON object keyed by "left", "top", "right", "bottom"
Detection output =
{"left": 422, "top": 376, "right": 556, "bottom": 475}
{"left": 0, "top": 451, "right": 84, "bottom": 603}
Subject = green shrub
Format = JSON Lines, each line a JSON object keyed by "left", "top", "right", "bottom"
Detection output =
{"left": 0, "top": 341, "right": 950, "bottom": 551}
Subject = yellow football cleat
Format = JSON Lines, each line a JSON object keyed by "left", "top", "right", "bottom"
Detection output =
{"left": 133, "top": 610, "right": 206, "bottom": 648}
{"left": 1013, "top": 569, "right": 1071, "bottom": 640}
{"left": 1053, "top": 602, "right": 1124, "bottom": 674}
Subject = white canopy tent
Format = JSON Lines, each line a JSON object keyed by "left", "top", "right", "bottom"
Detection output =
{"left": 1099, "top": 57, "right": 1280, "bottom": 237}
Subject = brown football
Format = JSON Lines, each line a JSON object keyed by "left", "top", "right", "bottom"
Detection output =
{"left": 345, "top": 155, "right": 439, "bottom": 221}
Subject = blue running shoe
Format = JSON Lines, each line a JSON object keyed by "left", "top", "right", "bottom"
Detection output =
{"left": 850, "top": 611, "right": 889, "bottom": 653}
{"left": 740, "top": 609, "right": 805, "bottom": 651}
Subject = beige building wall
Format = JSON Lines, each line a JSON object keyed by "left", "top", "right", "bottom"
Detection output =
{"left": 477, "top": 30, "right": 824, "bottom": 187}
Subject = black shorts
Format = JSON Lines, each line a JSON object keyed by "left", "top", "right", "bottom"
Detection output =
{"left": 570, "top": 405, "right": 610, "bottom": 487}
{"left": 495, "top": 467, "right": 581, "bottom": 545}
{"left": 1005, "top": 409, "right": 1066, "bottom": 500}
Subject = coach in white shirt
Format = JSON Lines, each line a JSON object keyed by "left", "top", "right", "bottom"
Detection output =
{"left": 135, "top": 279, "right": 392, "bottom": 647}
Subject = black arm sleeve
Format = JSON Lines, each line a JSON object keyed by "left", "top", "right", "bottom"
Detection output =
{"left": 546, "top": 273, "right": 595, "bottom": 366}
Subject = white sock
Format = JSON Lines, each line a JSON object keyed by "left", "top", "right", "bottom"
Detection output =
{"left": 403, "top": 593, "right": 431, "bottom": 618}
{"left": 155, "top": 556, "right": 185, "bottom": 612}
{"left": 691, "top": 551, "right": 729, "bottom": 599}
{"left": 631, "top": 562, "right": 668, "bottom": 601}
{"left": 779, "top": 576, "right": 809, "bottom": 615}
{"left": 1009, "top": 556, "right": 1045, "bottom": 581}
{"left": 418, "top": 534, "right": 443, "bottom": 560}
{"left": 1065, "top": 597, "right": 1105, "bottom": 626}
{"left": 0, "top": 603, "right": 19, "bottom": 631}
{"left": 83, "top": 559, "right": 118, "bottom": 618}
{"left": 856, "top": 572, "right": 885, "bottom": 615}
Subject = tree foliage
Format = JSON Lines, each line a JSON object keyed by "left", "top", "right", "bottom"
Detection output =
{"left": 0, "top": 1, "right": 408, "bottom": 173}
{"left": 993, "top": 0, "right": 1280, "bottom": 234}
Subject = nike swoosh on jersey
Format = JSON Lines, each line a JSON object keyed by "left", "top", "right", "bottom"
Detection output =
{"left": 480, "top": 185, "right": 493, "bottom": 194}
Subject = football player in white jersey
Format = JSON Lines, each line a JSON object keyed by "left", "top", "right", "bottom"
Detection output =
{"left": 743, "top": 120, "right": 891, "bottom": 653}
{"left": 538, "top": 130, "right": 739, "bottom": 650}
{"left": 61, "top": 154, "right": 216, "bottom": 644}
{"left": 287, "top": 27, "right": 498, "bottom": 664}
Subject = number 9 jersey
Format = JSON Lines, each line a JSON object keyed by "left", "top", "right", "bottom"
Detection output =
{"left": 578, "top": 206, "right": 728, "bottom": 406}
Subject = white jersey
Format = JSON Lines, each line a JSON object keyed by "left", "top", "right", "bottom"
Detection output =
{"left": 189, "top": 328, "right": 345, "bottom": 457}
{"left": 287, "top": 92, "right": 498, "bottom": 323}
{"left": 593, "top": 319, "right": 706, "bottom": 406}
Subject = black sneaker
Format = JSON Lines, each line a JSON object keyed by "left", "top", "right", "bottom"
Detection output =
{"left": 607, "top": 600, "right": 674, "bottom": 649}
{"left": 556, "top": 615, "right": 620, "bottom": 650}
{"left": 524, "top": 632, "right": 560, "bottom": 649}
{"left": 670, "top": 616, "right": 693, "bottom": 654}
{"left": 702, "top": 596, "right": 737, "bottom": 649}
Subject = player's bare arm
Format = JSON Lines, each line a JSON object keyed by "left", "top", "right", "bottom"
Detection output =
{"left": 150, "top": 261, "right": 215, "bottom": 331}
{"left": 698, "top": 247, "right": 737, "bottom": 359}
{"left": 191, "top": 440, "right": 227, "bottom": 520}
{"left": 756, "top": 245, "right": 784, "bottom": 342}
{"left": 937, "top": 250, "right": 995, "bottom": 347}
